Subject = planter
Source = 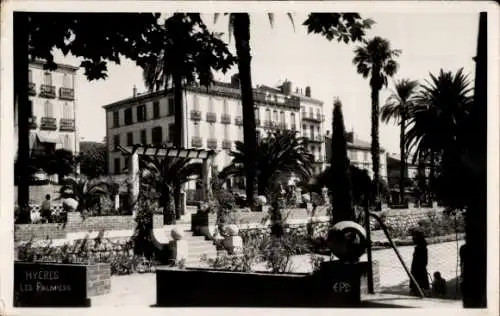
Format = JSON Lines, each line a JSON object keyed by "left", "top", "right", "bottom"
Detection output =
{"left": 155, "top": 266, "right": 370, "bottom": 307}
{"left": 14, "top": 261, "right": 111, "bottom": 307}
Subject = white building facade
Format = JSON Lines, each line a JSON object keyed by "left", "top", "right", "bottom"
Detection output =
{"left": 14, "top": 60, "right": 80, "bottom": 157}
{"left": 103, "top": 76, "right": 326, "bottom": 177}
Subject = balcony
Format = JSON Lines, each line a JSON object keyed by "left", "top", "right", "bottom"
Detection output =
{"left": 39, "top": 84, "right": 56, "bottom": 98}
{"left": 206, "top": 112, "right": 217, "bottom": 123}
{"left": 234, "top": 116, "right": 243, "bottom": 126}
{"left": 207, "top": 138, "right": 218, "bottom": 150}
{"left": 308, "top": 135, "right": 324, "bottom": 143}
{"left": 191, "top": 136, "right": 203, "bottom": 148}
{"left": 59, "top": 87, "right": 75, "bottom": 100}
{"left": 59, "top": 118, "right": 75, "bottom": 131}
{"left": 190, "top": 110, "right": 201, "bottom": 120}
{"left": 221, "top": 114, "right": 231, "bottom": 124}
{"left": 302, "top": 113, "right": 324, "bottom": 123}
{"left": 28, "top": 82, "right": 36, "bottom": 96}
{"left": 29, "top": 116, "right": 37, "bottom": 129}
{"left": 222, "top": 140, "right": 232, "bottom": 150}
{"left": 40, "top": 117, "right": 57, "bottom": 130}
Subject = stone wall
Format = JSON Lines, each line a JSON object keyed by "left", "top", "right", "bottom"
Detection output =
{"left": 369, "top": 208, "right": 446, "bottom": 231}
{"left": 14, "top": 212, "right": 164, "bottom": 242}
{"left": 86, "top": 263, "right": 112, "bottom": 296}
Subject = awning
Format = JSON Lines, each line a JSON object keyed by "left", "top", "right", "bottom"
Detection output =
{"left": 37, "top": 132, "right": 61, "bottom": 144}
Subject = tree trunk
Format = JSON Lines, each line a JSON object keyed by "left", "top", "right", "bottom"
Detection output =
{"left": 174, "top": 181, "right": 182, "bottom": 220}
{"left": 171, "top": 71, "right": 184, "bottom": 224}
{"left": 14, "top": 12, "right": 31, "bottom": 222}
{"left": 370, "top": 84, "right": 381, "bottom": 210}
{"left": 463, "top": 11, "right": 487, "bottom": 308}
{"left": 233, "top": 14, "right": 258, "bottom": 208}
{"left": 399, "top": 112, "right": 406, "bottom": 204}
{"left": 161, "top": 183, "right": 174, "bottom": 225}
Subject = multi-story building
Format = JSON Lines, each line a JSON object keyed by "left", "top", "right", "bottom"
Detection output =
{"left": 325, "top": 131, "right": 388, "bottom": 181}
{"left": 14, "top": 60, "right": 80, "bottom": 158}
{"left": 102, "top": 75, "right": 326, "bottom": 180}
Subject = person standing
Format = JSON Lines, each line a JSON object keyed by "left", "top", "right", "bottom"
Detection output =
{"left": 410, "top": 229, "right": 430, "bottom": 296}
{"left": 40, "top": 194, "right": 52, "bottom": 223}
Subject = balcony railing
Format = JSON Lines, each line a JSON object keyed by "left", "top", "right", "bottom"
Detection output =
{"left": 221, "top": 114, "right": 231, "bottom": 124}
{"left": 302, "top": 113, "right": 324, "bottom": 123}
{"left": 59, "top": 87, "right": 75, "bottom": 100}
{"left": 206, "top": 112, "right": 217, "bottom": 123}
{"left": 306, "top": 135, "right": 323, "bottom": 143}
{"left": 207, "top": 138, "right": 218, "bottom": 149}
{"left": 29, "top": 116, "right": 37, "bottom": 129}
{"left": 40, "top": 117, "right": 57, "bottom": 130}
{"left": 191, "top": 136, "right": 203, "bottom": 148}
{"left": 234, "top": 116, "right": 243, "bottom": 126}
{"left": 59, "top": 118, "right": 75, "bottom": 131}
{"left": 190, "top": 110, "right": 201, "bottom": 120}
{"left": 40, "top": 84, "right": 56, "bottom": 98}
{"left": 28, "top": 82, "right": 36, "bottom": 96}
{"left": 222, "top": 140, "right": 232, "bottom": 150}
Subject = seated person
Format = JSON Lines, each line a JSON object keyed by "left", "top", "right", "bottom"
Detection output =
{"left": 431, "top": 271, "right": 447, "bottom": 298}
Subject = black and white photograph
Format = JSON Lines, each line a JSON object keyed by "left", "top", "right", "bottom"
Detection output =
{"left": 0, "top": 0, "right": 498, "bottom": 313}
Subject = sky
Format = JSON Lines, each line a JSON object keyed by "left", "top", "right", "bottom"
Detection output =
{"left": 54, "top": 11, "right": 479, "bottom": 155}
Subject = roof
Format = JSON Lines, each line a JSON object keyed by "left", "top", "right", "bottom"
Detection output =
{"left": 29, "top": 59, "right": 79, "bottom": 72}
{"left": 102, "top": 80, "right": 323, "bottom": 111}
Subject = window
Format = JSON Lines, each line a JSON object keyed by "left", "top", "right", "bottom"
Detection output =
{"left": 63, "top": 74, "right": 72, "bottom": 88}
{"left": 168, "top": 99, "right": 174, "bottom": 116}
{"left": 152, "top": 126, "right": 163, "bottom": 144}
{"left": 126, "top": 132, "right": 134, "bottom": 146}
{"left": 44, "top": 72, "right": 52, "bottom": 85}
{"left": 114, "top": 158, "right": 121, "bottom": 174}
{"left": 168, "top": 124, "right": 175, "bottom": 142}
{"left": 208, "top": 97, "right": 214, "bottom": 112}
{"left": 290, "top": 113, "right": 296, "bottom": 126}
{"left": 310, "top": 125, "right": 314, "bottom": 138}
{"left": 254, "top": 107, "right": 260, "bottom": 120}
{"left": 273, "top": 110, "right": 278, "bottom": 122}
{"left": 209, "top": 123, "right": 215, "bottom": 138}
{"left": 113, "top": 134, "right": 120, "bottom": 150}
{"left": 43, "top": 101, "right": 53, "bottom": 117}
{"left": 64, "top": 135, "right": 71, "bottom": 150}
{"left": 301, "top": 106, "right": 305, "bottom": 117}
{"left": 223, "top": 100, "right": 229, "bottom": 114}
{"left": 153, "top": 101, "right": 160, "bottom": 119}
{"left": 280, "top": 111, "right": 285, "bottom": 123}
{"left": 265, "top": 109, "right": 271, "bottom": 121}
{"left": 124, "top": 108, "right": 133, "bottom": 125}
{"left": 224, "top": 124, "right": 229, "bottom": 139}
{"left": 193, "top": 95, "right": 200, "bottom": 110}
{"left": 137, "top": 105, "right": 146, "bottom": 122}
{"left": 316, "top": 108, "right": 321, "bottom": 119}
{"left": 63, "top": 102, "right": 73, "bottom": 119}
{"left": 113, "top": 111, "right": 119, "bottom": 127}
{"left": 140, "top": 129, "right": 147, "bottom": 144}
{"left": 28, "top": 70, "right": 33, "bottom": 83}
{"left": 193, "top": 122, "right": 200, "bottom": 137}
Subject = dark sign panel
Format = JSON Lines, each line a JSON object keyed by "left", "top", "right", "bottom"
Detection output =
{"left": 14, "top": 262, "right": 90, "bottom": 307}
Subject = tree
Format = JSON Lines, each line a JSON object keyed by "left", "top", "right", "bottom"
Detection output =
{"left": 381, "top": 79, "right": 419, "bottom": 204}
{"left": 141, "top": 14, "right": 235, "bottom": 222}
{"left": 59, "top": 178, "right": 115, "bottom": 217}
{"left": 214, "top": 12, "right": 373, "bottom": 207}
{"left": 15, "top": 12, "right": 165, "bottom": 218}
{"left": 328, "top": 99, "right": 354, "bottom": 224}
{"left": 138, "top": 147, "right": 203, "bottom": 225}
{"left": 405, "top": 68, "right": 473, "bottom": 196}
{"left": 79, "top": 141, "right": 107, "bottom": 179}
{"left": 219, "top": 129, "right": 313, "bottom": 197}
{"left": 44, "top": 149, "right": 77, "bottom": 181}
{"left": 352, "top": 36, "right": 401, "bottom": 210}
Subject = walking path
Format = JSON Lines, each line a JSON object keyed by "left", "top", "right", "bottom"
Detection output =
{"left": 91, "top": 240, "right": 464, "bottom": 307}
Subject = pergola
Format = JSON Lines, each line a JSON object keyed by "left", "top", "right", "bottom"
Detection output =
{"left": 117, "top": 144, "right": 217, "bottom": 210}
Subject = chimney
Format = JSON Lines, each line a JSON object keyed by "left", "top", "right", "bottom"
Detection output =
{"left": 305, "top": 86, "right": 311, "bottom": 97}
{"left": 133, "top": 85, "right": 137, "bottom": 98}
{"left": 281, "top": 80, "right": 292, "bottom": 95}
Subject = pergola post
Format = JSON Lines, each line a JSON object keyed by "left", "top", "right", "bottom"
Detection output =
{"left": 128, "top": 150, "right": 140, "bottom": 215}
{"left": 202, "top": 156, "right": 213, "bottom": 202}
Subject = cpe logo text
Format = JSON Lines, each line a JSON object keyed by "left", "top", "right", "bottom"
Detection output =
{"left": 332, "top": 282, "right": 351, "bottom": 293}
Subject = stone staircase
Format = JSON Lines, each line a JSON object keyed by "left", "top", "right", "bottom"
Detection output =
{"left": 183, "top": 233, "right": 218, "bottom": 267}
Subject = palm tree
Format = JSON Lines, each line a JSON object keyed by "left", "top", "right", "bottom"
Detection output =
{"left": 219, "top": 129, "right": 313, "bottom": 197}
{"left": 381, "top": 79, "right": 419, "bottom": 204}
{"left": 214, "top": 13, "right": 373, "bottom": 207}
{"left": 405, "top": 68, "right": 473, "bottom": 202}
{"left": 141, "top": 13, "right": 234, "bottom": 220}
{"left": 138, "top": 151, "right": 203, "bottom": 225}
{"left": 353, "top": 36, "right": 401, "bottom": 209}
{"left": 59, "top": 178, "right": 116, "bottom": 217}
